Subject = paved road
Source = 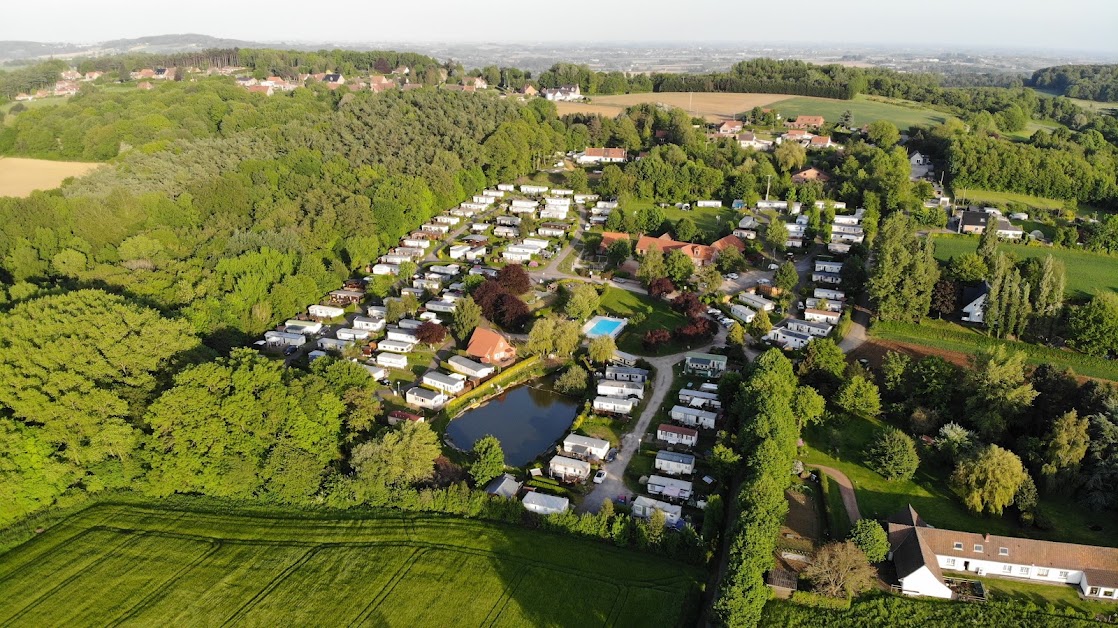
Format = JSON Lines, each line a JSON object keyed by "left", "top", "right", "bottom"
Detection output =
{"left": 813, "top": 465, "right": 862, "bottom": 524}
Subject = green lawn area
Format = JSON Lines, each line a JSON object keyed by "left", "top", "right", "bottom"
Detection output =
{"left": 774, "top": 94, "right": 957, "bottom": 130}
{"left": 598, "top": 286, "right": 690, "bottom": 356}
{"left": 0, "top": 498, "right": 703, "bottom": 626}
{"left": 953, "top": 189, "right": 1067, "bottom": 212}
{"left": 1, "top": 97, "right": 67, "bottom": 126}
{"left": 800, "top": 412, "right": 1118, "bottom": 548}
{"left": 1001, "top": 118, "right": 1065, "bottom": 142}
{"left": 956, "top": 573, "right": 1116, "bottom": 617}
{"left": 931, "top": 234, "right": 1118, "bottom": 299}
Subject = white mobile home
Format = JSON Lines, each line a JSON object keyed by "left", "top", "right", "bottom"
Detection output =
{"left": 447, "top": 355, "right": 495, "bottom": 379}
{"left": 425, "top": 300, "right": 457, "bottom": 314}
{"left": 593, "top": 396, "right": 637, "bottom": 415}
{"left": 422, "top": 371, "right": 467, "bottom": 395}
{"left": 308, "top": 304, "right": 346, "bottom": 320}
{"left": 647, "top": 475, "right": 693, "bottom": 500}
{"left": 804, "top": 309, "right": 842, "bottom": 325}
{"left": 631, "top": 496, "right": 682, "bottom": 526}
{"left": 561, "top": 434, "right": 611, "bottom": 460}
{"left": 670, "top": 405, "right": 718, "bottom": 429}
{"left": 655, "top": 450, "right": 696, "bottom": 476}
{"left": 656, "top": 423, "right": 698, "bottom": 447}
{"left": 406, "top": 386, "right": 448, "bottom": 410}
{"left": 352, "top": 316, "right": 386, "bottom": 332}
{"left": 729, "top": 304, "right": 756, "bottom": 323}
{"left": 317, "top": 337, "right": 353, "bottom": 352}
{"left": 336, "top": 328, "right": 371, "bottom": 342}
{"left": 264, "top": 331, "right": 306, "bottom": 347}
{"left": 738, "top": 293, "right": 774, "bottom": 312}
{"left": 371, "top": 263, "right": 399, "bottom": 276}
{"left": 549, "top": 455, "right": 592, "bottom": 481}
{"left": 283, "top": 320, "right": 323, "bottom": 335}
{"left": 765, "top": 326, "right": 812, "bottom": 350}
{"left": 386, "top": 328, "right": 420, "bottom": 344}
{"left": 786, "top": 319, "right": 833, "bottom": 337}
{"left": 814, "top": 287, "right": 846, "bottom": 301}
{"left": 678, "top": 389, "right": 721, "bottom": 410}
{"left": 520, "top": 185, "right": 549, "bottom": 195}
{"left": 604, "top": 365, "right": 649, "bottom": 383}
{"left": 377, "top": 339, "right": 415, "bottom": 354}
{"left": 497, "top": 183, "right": 516, "bottom": 192}
{"left": 597, "top": 380, "right": 644, "bottom": 400}
{"left": 376, "top": 352, "right": 409, "bottom": 369}
{"left": 522, "top": 492, "right": 569, "bottom": 515}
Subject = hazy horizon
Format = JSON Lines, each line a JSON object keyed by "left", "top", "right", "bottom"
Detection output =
{"left": 3, "top": 0, "right": 1117, "bottom": 55}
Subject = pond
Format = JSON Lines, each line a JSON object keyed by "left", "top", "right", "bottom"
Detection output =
{"left": 445, "top": 378, "right": 581, "bottom": 467}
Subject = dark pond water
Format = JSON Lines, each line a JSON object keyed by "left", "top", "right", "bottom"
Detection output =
{"left": 445, "top": 379, "right": 581, "bottom": 466}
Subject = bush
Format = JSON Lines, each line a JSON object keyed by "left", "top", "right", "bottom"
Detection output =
{"left": 865, "top": 428, "right": 919, "bottom": 481}
{"left": 789, "top": 591, "right": 852, "bottom": 611}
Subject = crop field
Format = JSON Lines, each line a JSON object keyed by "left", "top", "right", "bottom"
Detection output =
{"left": 556, "top": 92, "right": 792, "bottom": 122}
{"left": 0, "top": 501, "right": 701, "bottom": 627}
{"left": 0, "top": 157, "right": 101, "bottom": 197}
{"left": 773, "top": 94, "right": 956, "bottom": 130}
{"left": 931, "top": 234, "right": 1118, "bottom": 299}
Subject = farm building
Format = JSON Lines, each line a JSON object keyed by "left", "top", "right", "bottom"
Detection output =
{"left": 655, "top": 451, "right": 696, "bottom": 476}
{"left": 631, "top": 496, "right": 682, "bottom": 527}
{"left": 406, "top": 386, "right": 448, "bottom": 410}
{"left": 597, "top": 380, "right": 644, "bottom": 400}
{"left": 376, "top": 352, "right": 409, "bottom": 369}
{"left": 562, "top": 434, "right": 611, "bottom": 460}
{"left": 683, "top": 352, "right": 728, "bottom": 377}
{"left": 549, "top": 456, "right": 592, "bottom": 482}
{"left": 657, "top": 424, "right": 698, "bottom": 447}
{"left": 522, "top": 492, "right": 570, "bottom": 515}
{"left": 604, "top": 366, "right": 649, "bottom": 383}
{"left": 670, "top": 405, "right": 718, "bottom": 430}
{"left": 592, "top": 396, "right": 637, "bottom": 415}
{"left": 647, "top": 475, "right": 693, "bottom": 500}
{"left": 447, "top": 355, "right": 495, "bottom": 379}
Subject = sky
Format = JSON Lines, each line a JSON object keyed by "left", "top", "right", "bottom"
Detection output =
{"left": 3, "top": 0, "right": 1117, "bottom": 54}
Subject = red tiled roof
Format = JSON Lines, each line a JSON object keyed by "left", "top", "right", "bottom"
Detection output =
{"left": 467, "top": 327, "right": 516, "bottom": 363}
{"left": 584, "top": 147, "right": 626, "bottom": 159}
{"left": 635, "top": 233, "right": 715, "bottom": 264}
{"left": 657, "top": 423, "right": 698, "bottom": 437}
{"left": 598, "top": 231, "right": 630, "bottom": 252}
{"left": 711, "top": 235, "right": 746, "bottom": 253}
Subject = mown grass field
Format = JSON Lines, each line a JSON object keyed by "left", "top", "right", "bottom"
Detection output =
{"left": 0, "top": 157, "right": 102, "bottom": 197}
{"left": 931, "top": 234, "right": 1118, "bottom": 299}
{"left": 0, "top": 500, "right": 702, "bottom": 627}
{"left": 599, "top": 286, "right": 689, "bottom": 356}
{"left": 953, "top": 188, "right": 1067, "bottom": 211}
{"left": 774, "top": 94, "right": 956, "bottom": 129}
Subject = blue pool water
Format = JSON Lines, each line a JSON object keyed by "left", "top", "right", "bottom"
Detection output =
{"left": 588, "top": 319, "right": 623, "bottom": 336}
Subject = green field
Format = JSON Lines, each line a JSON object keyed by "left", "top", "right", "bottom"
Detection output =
{"left": 931, "top": 234, "right": 1118, "bottom": 299}
{"left": 598, "top": 286, "right": 689, "bottom": 355}
{"left": 774, "top": 94, "right": 956, "bottom": 130}
{"left": 0, "top": 500, "right": 701, "bottom": 627}
{"left": 952, "top": 189, "right": 1067, "bottom": 212}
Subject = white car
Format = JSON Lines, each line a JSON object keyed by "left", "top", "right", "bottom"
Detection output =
{"left": 728, "top": 273, "right": 739, "bottom": 280}
{"left": 767, "top": 263, "right": 779, "bottom": 270}
{"left": 593, "top": 470, "right": 607, "bottom": 484}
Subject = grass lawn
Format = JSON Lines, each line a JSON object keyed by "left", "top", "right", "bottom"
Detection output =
{"left": 1001, "top": 119, "right": 1065, "bottom": 142}
{"left": 598, "top": 286, "right": 690, "bottom": 356}
{"left": 800, "top": 412, "right": 1118, "bottom": 548}
{"left": 952, "top": 189, "right": 1067, "bottom": 212}
{"left": 931, "top": 234, "right": 1118, "bottom": 299}
{"left": 774, "top": 94, "right": 957, "bottom": 130}
{"left": 954, "top": 573, "right": 1116, "bottom": 617}
{"left": 0, "top": 497, "right": 703, "bottom": 626}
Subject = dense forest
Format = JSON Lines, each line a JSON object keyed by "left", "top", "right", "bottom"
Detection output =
{"left": 1031, "top": 64, "right": 1118, "bottom": 102}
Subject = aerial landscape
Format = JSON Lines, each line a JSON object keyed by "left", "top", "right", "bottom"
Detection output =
{"left": 1, "top": 1, "right": 1118, "bottom": 626}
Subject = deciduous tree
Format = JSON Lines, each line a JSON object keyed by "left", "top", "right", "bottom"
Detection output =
{"left": 849, "top": 519, "right": 890, "bottom": 562}
{"left": 866, "top": 428, "right": 919, "bottom": 481}
{"left": 802, "top": 541, "right": 876, "bottom": 598}
{"left": 469, "top": 435, "right": 505, "bottom": 486}
{"left": 951, "top": 444, "right": 1027, "bottom": 515}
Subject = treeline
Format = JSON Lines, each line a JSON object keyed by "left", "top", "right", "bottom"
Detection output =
{"left": 1031, "top": 64, "right": 1118, "bottom": 102}
{"left": 0, "top": 59, "right": 68, "bottom": 99}
{"left": 0, "top": 82, "right": 562, "bottom": 351}
{"left": 655, "top": 58, "right": 863, "bottom": 99}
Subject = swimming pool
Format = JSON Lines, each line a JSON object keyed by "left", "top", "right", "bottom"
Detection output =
{"left": 582, "top": 315, "right": 627, "bottom": 339}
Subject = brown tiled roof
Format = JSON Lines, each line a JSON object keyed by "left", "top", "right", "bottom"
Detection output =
{"left": 598, "top": 231, "right": 630, "bottom": 251}
{"left": 467, "top": 327, "right": 515, "bottom": 363}
{"left": 635, "top": 233, "right": 715, "bottom": 264}
{"left": 810, "top": 135, "right": 832, "bottom": 145}
{"left": 657, "top": 423, "right": 698, "bottom": 437}
{"left": 584, "top": 147, "right": 626, "bottom": 159}
{"left": 711, "top": 235, "right": 746, "bottom": 252}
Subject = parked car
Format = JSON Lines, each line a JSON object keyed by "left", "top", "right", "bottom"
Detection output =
{"left": 706, "top": 307, "right": 720, "bottom": 315}
{"left": 606, "top": 449, "right": 618, "bottom": 462}
{"left": 593, "top": 470, "right": 607, "bottom": 484}
{"left": 757, "top": 278, "right": 771, "bottom": 285}
{"left": 728, "top": 273, "right": 739, "bottom": 280}
{"left": 767, "top": 263, "right": 779, "bottom": 270}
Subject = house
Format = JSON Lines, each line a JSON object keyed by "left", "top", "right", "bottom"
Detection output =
{"left": 549, "top": 455, "right": 592, "bottom": 481}
{"left": 647, "top": 475, "right": 693, "bottom": 500}
{"left": 387, "top": 410, "right": 424, "bottom": 425}
{"left": 597, "top": 380, "right": 644, "bottom": 400}
{"left": 247, "top": 85, "right": 274, "bottom": 96}
{"left": 377, "top": 339, "right": 415, "bottom": 354}
{"left": 264, "top": 331, "right": 307, "bottom": 347}
{"left": 670, "top": 405, "right": 718, "bottom": 430}
{"left": 888, "top": 505, "right": 1118, "bottom": 601}
{"left": 786, "top": 115, "right": 825, "bottom": 129}
{"left": 520, "top": 85, "right": 539, "bottom": 97}
{"left": 804, "top": 309, "right": 842, "bottom": 325}
{"left": 376, "top": 352, "right": 409, "bottom": 369}
{"left": 635, "top": 233, "right": 716, "bottom": 267}
{"left": 678, "top": 389, "right": 721, "bottom": 410}
{"left": 716, "top": 120, "right": 743, "bottom": 135}
{"left": 284, "top": 320, "right": 323, "bottom": 335}
{"left": 308, "top": 304, "right": 346, "bottom": 320}
{"left": 593, "top": 396, "right": 637, "bottom": 415}
{"left": 576, "top": 147, "right": 627, "bottom": 164}
{"left": 522, "top": 491, "right": 570, "bottom": 515}
{"left": 791, "top": 167, "right": 832, "bottom": 185}
{"left": 422, "top": 371, "right": 467, "bottom": 395}
{"left": 814, "top": 287, "right": 845, "bottom": 301}
{"left": 961, "top": 283, "right": 989, "bottom": 324}
{"left": 463, "top": 76, "right": 488, "bottom": 89}
{"left": 684, "top": 352, "right": 728, "bottom": 377}
{"left": 738, "top": 293, "right": 775, "bottom": 312}
{"left": 657, "top": 423, "right": 699, "bottom": 447}
{"left": 957, "top": 210, "right": 1024, "bottom": 239}
{"left": 485, "top": 474, "right": 521, "bottom": 499}
{"left": 597, "top": 231, "right": 631, "bottom": 253}
{"left": 604, "top": 365, "right": 650, "bottom": 383}
{"left": 711, "top": 235, "right": 746, "bottom": 254}
{"left": 336, "top": 328, "right": 371, "bottom": 342}
{"left": 562, "top": 434, "right": 611, "bottom": 460}
{"left": 808, "top": 135, "right": 836, "bottom": 150}
{"left": 542, "top": 84, "right": 581, "bottom": 101}
{"left": 787, "top": 319, "right": 833, "bottom": 337}
{"left": 729, "top": 304, "right": 756, "bottom": 323}
{"left": 655, "top": 450, "right": 696, "bottom": 476}
{"left": 447, "top": 355, "right": 495, "bottom": 379}
{"left": 406, "top": 386, "right": 448, "bottom": 409}
{"left": 737, "top": 132, "right": 773, "bottom": 151}
{"left": 631, "top": 496, "right": 683, "bottom": 527}
{"left": 467, "top": 328, "right": 516, "bottom": 364}
{"left": 765, "top": 326, "right": 812, "bottom": 350}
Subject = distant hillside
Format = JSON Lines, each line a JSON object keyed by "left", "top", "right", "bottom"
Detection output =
{"left": 1030, "top": 64, "right": 1118, "bottom": 102}
{"left": 0, "top": 34, "right": 267, "bottom": 64}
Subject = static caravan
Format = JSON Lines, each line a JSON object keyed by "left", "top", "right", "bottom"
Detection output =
{"left": 376, "top": 352, "right": 409, "bottom": 369}
{"left": 425, "top": 300, "right": 457, "bottom": 313}
{"left": 482, "top": 189, "right": 505, "bottom": 198}
{"left": 647, "top": 475, "right": 693, "bottom": 500}
{"left": 351, "top": 316, "right": 385, "bottom": 333}
{"left": 377, "top": 339, "right": 415, "bottom": 354}
{"left": 397, "top": 318, "right": 423, "bottom": 330}
{"left": 656, "top": 423, "right": 698, "bottom": 447}
{"left": 520, "top": 185, "right": 549, "bottom": 195}
{"left": 336, "top": 328, "right": 371, "bottom": 342}
{"left": 814, "top": 287, "right": 846, "bottom": 301}
{"left": 284, "top": 320, "right": 323, "bottom": 335}
{"left": 448, "top": 244, "right": 472, "bottom": 260}
{"left": 678, "top": 389, "right": 721, "bottom": 410}
{"left": 496, "top": 183, "right": 516, "bottom": 192}
{"left": 447, "top": 355, "right": 495, "bottom": 379}
{"left": 786, "top": 319, "right": 833, "bottom": 337}
{"left": 604, "top": 365, "right": 649, "bottom": 383}
{"left": 522, "top": 492, "right": 569, "bottom": 515}
{"left": 308, "top": 304, "right": 346, "bottom": 320}
{"left": 361, "top": 364, "right": 387, "bottom": 381}
{"left": 631, "top": 496, "right": 682, "bottom": 526}
{"left": 765, "top": 326, "right": 812, "bottom": 350}
{"left": 387, "top": 328, "right": 420, "bottom": 344}
{"left": 264, "top": 331, "right": 306, "bottom": 347}
{"left": 592, "top": 396, "right": 637, "bottom": 415}
{"left": 804, "top": 309, "right": 842, "bottom": 324}
{"left": 549, "top": 456, "right": 592, "bottom": 481}
{"left": 371, "top": 263, "right": 399, "bottom": 276}
{"left": 561, "top": 434, "right": 611, "bottom": 460}
{"left": 729, "top": 304, "right": 756, "bottom": 323}
{"left": 655, "top": 451, "right": 696, "bottom": 476}
{"left": 738, "top": 293, "right": 774, "bottom": 312}
{"left": 406, "top": 386, "right": 448, "bottom": 409}
{"left": 670, "top": 405, "right": 718, "bottom": 429}
{"left": 422, "top": 371, "right": 467, "bottom": 395}
{"left": 597, "top": 380, "right": 644, "bottom": 400}
{"left": 317, "top": 337, "right": 353, "bottom": 352}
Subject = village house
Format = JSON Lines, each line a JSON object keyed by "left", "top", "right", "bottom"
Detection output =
{"left": 447, "top": 355, "right": 495, "bottom": 379}
{"left": 786, "top": 115, "right": 825, "bottom": 130}
{"left": 808, "top": 135, "right": 836, "bottom": 150}
{"left": 737, "top": 131, "right": 773, "bottom": 151}
{"left": 683, "top": 352, "right": 728, "bottom": 377}
{"left": 593, "top": 396, "right": 637, "bottom": 415}
{"left": 562, "top": 434, "right": 611, "bottom": 461}
{"left": 635, "top": 233, "right": 716, "bottom": 267}
{"left": 522, "top": 491, "right": 569, "bottom": 515}
{"left": 715, "top": 119, "right": 743, "bottom": 135}
{"left": 597, "top": 380, "right": 644, "bottom": 400}
{"left": 604, "top": 365, "right": 650, "bottom": 383}
{"left": 467, "top": 327, "right": 517, "bottom": 364}
{"left": 961, "top": 284, "right": 989, "bottom": 324}
{"left": 406, "top": 386, "right": 448, "bottom": 410}
{"left": 678, "top": 389, "right": 721, "bottom": 410}
{"left": 631, "top": 496, "right": 683, "bottom": 527}
{"left": 791, "top": 167, "right": 832, "bottom": 185}
{"left": 655, "top": 450, "right": 696, "bottom": 476}
{"left": 647, "top": 475, "right": 693, "bottom": 500}
{"left": 656, "top": 423, "right": 699, "bottom": 447}
{"left": 670, "top": 405, "right": 718, "bottom": 430}
{"left": 888, "top": 505, "right": 1118, "bottom": 601}
{"left": 957, "top": 210, "right": 1024, "bottom": 239}
{"left": 549, "top": 455, "right": 592, "bottom": 482}
{"left": 542, "top": 84, "right": 581, "bottom": 101}
{"left": 576, "top": 147, "right": 627, "bottom": 165}
{"left": 519, "top": 85, "right": 539, "bottom": 98}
